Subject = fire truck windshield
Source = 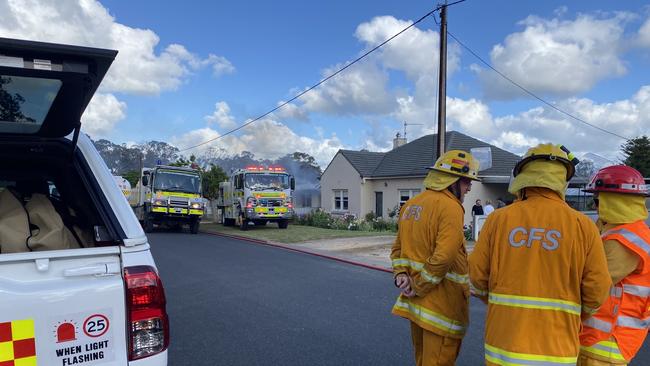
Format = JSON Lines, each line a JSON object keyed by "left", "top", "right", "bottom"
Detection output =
{"left": 245, "top": 173, "right": 289, "bottom": 190}
{"left": 154, "top": 170, "right": 201, "bottom": 193}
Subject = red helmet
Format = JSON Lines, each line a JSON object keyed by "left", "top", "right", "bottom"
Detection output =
{"left": 584, "top": 165, "right": 648, "bottom": 196}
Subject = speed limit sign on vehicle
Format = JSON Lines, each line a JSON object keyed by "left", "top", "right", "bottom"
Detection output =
{"left": 83, "top": 314, "right": 110, "bottom": 338}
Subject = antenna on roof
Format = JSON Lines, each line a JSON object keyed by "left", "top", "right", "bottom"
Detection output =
{"left": 403, "top": 121, "right": 423, "bottom": 140}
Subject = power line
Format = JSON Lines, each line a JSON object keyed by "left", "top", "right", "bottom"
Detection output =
{"left": 179, "top": 3, "right": 465, "bottom": 152}
{"left": 446, "top": 30, "right": 631, "bottom": 141}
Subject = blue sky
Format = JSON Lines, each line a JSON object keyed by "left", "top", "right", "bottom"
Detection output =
{"left": 2, "top": 0, "right": 650, "bottom": 166}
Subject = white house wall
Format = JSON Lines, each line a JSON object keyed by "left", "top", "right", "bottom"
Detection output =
{"left": 367, "top": 179, "right": 510, "bottom": 225}
{"left": 320, "top": 153, "right": 363, "bottom": 216}
{"left": 366, "top": 178, "right": 426, "bottom": 218}
{"left": 463, "top": 183, "right": 510, "bottom": 225}
{"left": 320, "top": 153, "right": 512, "bottom": 224}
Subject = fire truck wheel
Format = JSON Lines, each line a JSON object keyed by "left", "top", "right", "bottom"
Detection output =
{"left": 239, "top": 215, "right": 248, "bottom": 231}
{"left": 278, "top": 219, "right": 289, "bottom": 229}
{"left": 190, "top": 219, "right": 200, "bottom": 234}
{"left": 143, "top": 216, "right": 154, "bottom": 233}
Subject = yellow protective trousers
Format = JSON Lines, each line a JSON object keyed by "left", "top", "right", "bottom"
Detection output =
{"left": 577, "top": 353, "right": 628, "bottom": 366}
{"left": 410, "top": 322, "right": 462, "bottom": 366}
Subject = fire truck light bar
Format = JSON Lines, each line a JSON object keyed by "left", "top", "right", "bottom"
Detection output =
{"left": 245, "top": 165, "right": 286, "bottom": 172}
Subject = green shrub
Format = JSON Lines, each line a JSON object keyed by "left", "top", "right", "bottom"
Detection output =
{"left": 364, "top": 211, "right": 376, "bottom": 222}
{"left": 463, "top": 224, "right": 473, "bottom": 241}
{"left": 387, "top": 205, "right": 400, "bottom": 219}
{"left": 311, "top": 210, "right": 332, "bottom": 229}
{"left": 358, "top": 221, "right": 373, "bottom": 231}
{"left": 370, "top": 217, "right": 397, "bottom": 232}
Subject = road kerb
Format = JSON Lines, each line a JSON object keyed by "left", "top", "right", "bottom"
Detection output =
{"left": 201, "top": 230, "right": 392, "bottom": 273}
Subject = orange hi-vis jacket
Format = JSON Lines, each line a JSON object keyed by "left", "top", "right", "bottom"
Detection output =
{"left": 580, "top": 220, "right": 650, "bottom": 363}
{"left": 391, "top": 189, "right": 469, "bottom": 339}
{"left": 469, "top": 188, "right": 611, "bottom": 365}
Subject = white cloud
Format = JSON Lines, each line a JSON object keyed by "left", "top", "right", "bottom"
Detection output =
{"left": 492, "top": 131, "right": 541, "bottom": 153}
{"left": 273, "top": 102, "right": 309, "bottom": 121}
{"left": 487, "top": 86, "right": 650, "bottom": 159}
{"left": 388, "top": 83, "right": 649, "bottom": 161}
{"left": 355, "top": 15, "right": 460, "bottom": 81}
{"left": 291, "top": 15, "right": 459, "bottom": 119}
{"left": 204, "top": 101, "right": 237, "bottom": 129}
{"left": 81, "top": 93, "right": 127, "bottom": 137}
{"left": 167, "top": 45, "right": 234, "bottom": 77}
{"left": 637, "top": 16, "right": 650, "bottom": 47}
{"left": 360, "top": 120, "right": 396, "bottom": 152}
{"left": 0, "top": 0, "right": 234, "bottom": 95}
{"left": 447, "top": 98, "right": 495, "bottom": 139}
{"left": 300, "top": 61, "right": 395, "bottom": 115}
{"left": 171, "top": 119, "right": 345, "bottom": 167}
{"left": 205, "top": 54, "right": 235, "bottom": 77}
{"left": 477, "top": 12, "right": 631, "bottom": 99}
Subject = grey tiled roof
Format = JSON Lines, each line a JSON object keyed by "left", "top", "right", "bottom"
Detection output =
{"left": 339, "top": 150, "right": 385, "bottom": 177}
{"left": 339, "top": 131, "right": 521, "bottom": 178}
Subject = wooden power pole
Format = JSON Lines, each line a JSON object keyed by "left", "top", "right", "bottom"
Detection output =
{"left": 436, "top": 3, "right": 448, "bottom": 160}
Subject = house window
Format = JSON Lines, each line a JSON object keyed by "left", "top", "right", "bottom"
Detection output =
{"left": 399, "top": 189, "right": 421, "bottom": 206}
{"left": 333, "top": 189, "right": 349, "bottom": 211}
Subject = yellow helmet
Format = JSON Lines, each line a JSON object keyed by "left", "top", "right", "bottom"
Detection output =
{"left": 429, "top": 150, "right": 481, "bottom": 181}
{"left": 513, "top": 143, "right": 579, "bottom": 181}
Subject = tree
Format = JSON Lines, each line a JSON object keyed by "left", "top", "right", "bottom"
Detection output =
{"left": 202, "top": 164, "right": 228, "bottom": 222}
{"left": 575, "top": 159, "right": 596, "bottom": 178}
{"left": 170, "top": 154, "right": 196, "bottom": 168}
{"left": 202, "top": 164, "right": 227, "bottom": 200}
{"left": 122, "top": 170, "right": 141, "bottom": 187}
{"left": 0, "top": 76, "right": 36, "bottom": 123}
{"left": 621, "top": 136, "right": 650, "bottom": 177}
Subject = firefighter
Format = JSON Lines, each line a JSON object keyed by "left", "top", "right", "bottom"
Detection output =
{"left": 468, "top": 143, "right": 611, "bottom": 365}
{"left": 391, "top": 150, "right": 480, "bottom": 366}
{"left": 579, "top": 165, "right": 650, "bottom": 366}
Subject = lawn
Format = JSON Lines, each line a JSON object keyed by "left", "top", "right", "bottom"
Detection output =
{"left": 200, "top": 222, "right": 392, "bottom": 243}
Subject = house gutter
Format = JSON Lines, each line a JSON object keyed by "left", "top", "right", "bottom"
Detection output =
{"left": 364, "top": 175, "right": 427, "bottom": 180}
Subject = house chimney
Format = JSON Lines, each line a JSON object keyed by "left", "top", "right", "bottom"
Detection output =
{"left": 393, "top": 132, "right": 407, "bottom": 149}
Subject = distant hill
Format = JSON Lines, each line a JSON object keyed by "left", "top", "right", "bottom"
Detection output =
{"left": 92, "top": 139, "right": 321, "bottom": 189}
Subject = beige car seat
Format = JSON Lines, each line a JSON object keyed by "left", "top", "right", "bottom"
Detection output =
{"left": 0, "top": 189, "right": 31, "bottom": 253}
{"left": 0, "top": 189, "right": 81, "bottom": 253}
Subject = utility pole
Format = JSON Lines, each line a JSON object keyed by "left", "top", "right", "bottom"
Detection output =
{"left": 436, "top": 2, "right": 448, "bottom": 160}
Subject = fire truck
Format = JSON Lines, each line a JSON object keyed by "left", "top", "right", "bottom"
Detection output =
{"left": 217, "top": 165, "right": 295, "bottom": 230}
{"left": 129, "top": 165, "right": 205, "bottom": 234}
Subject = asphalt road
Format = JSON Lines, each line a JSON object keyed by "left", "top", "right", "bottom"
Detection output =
{"left": 148, "top": 232, "right": 650, "bottom": 365}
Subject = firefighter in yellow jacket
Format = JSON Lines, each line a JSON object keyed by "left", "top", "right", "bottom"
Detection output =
{"left": 468, "top": 143, "right": 611, "bottom": 365}
{"left": 391, "top": 150, "right": 480, "bottom": 366}
{"left": 579, "top": 165, "right": 650, "bottom": 365}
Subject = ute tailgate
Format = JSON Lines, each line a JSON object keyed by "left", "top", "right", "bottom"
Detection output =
{"left": 0, "top": 247, "right": 128, "bottom": 365}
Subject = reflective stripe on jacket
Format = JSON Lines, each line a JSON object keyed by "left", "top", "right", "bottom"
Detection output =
{"left": 580, "top": 220, "right": 650, "bottom": 362}
{"left": 468, "top": 188, "right": 611, "bottom": 363}
{"left": 390, "top": 189, "right": 469, "bottom": 339}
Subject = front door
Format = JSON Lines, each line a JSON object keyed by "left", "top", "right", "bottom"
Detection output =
{"left": 375, "top": 192, "right": 383, "bottom": 217}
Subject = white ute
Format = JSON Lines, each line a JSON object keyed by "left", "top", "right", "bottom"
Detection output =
{"left": 0, "top": 38, "right": 169, "bottom": 365}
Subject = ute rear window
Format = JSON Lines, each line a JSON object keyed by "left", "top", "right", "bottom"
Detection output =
{"left": 0, "top": 75, "right": 61, "bottom": 133}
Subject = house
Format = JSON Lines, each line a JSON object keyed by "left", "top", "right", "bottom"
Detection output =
{"left": 320, "top": 131, "right": 522, "bottom": 225}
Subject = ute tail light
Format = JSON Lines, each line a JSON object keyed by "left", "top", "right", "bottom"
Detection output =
{"left": 125, "top": 266, "right": 169, "bottom": 360}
